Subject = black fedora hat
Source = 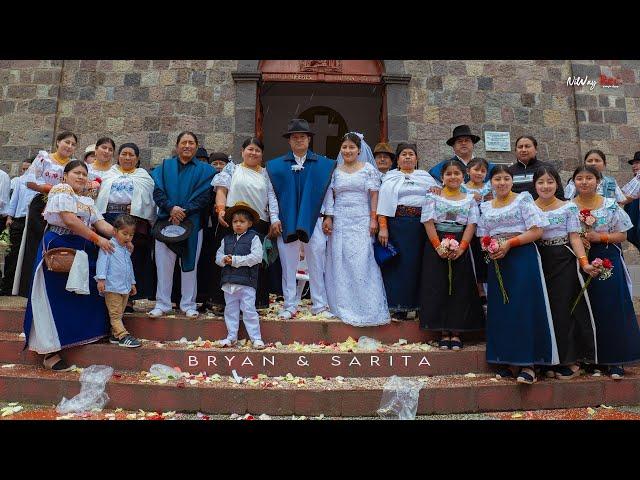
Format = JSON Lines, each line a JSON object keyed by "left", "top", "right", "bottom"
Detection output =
{"left": 446, "top": 125, "right": 481, "bottom": 147}
{"left": 282, "top": 118, "right": 315, "bottom": 138}
{"left": 628, "top": 151, "right": 640, "bottom": 165}
{"left": 152, "top": 218, "right": 194, "bottom": 244}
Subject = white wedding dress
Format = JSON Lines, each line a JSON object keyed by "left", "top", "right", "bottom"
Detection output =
{"left": 325, "top": 163, "right": 391, "bottom": 326}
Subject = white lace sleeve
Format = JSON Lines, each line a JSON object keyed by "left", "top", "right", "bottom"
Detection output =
{"left": 323, "top": 171, "right": 336, "bottom": 216}
{"left": 564, "top": 179, "right": 576, "bottom": 199}
{"left": 615, "top": 182, "right": 628, "bottom": 202}
{"left": 365, "top": 163, "right": 381, "bottom": 192}
{"left": 519, "top": 192, "right": 549, "bottom": 230}
{"left": 622, "top": 173, "right": 640, "bottom": 199}
{"left": 44, "top": 185, "right": 78, "bottom": 214}
{"left": 476, "top": 202, "right": 489, "bottom": 237}
{"left": 25, "top": 152, "right": 47, "bottom": 185}
{"left": 212, "top": 161, "right": 235, "bottom": 188}
{"left": 467, "top": 199, "right": 480, "bottom": 225}
{"left": 613, "top": 204, "right": 634, "bottom": 232}
{"left": 420, "top": 193, "right": 436, "bottom": 223}
{"left": 565, "top": 203, "right": 582, "bottom": 233}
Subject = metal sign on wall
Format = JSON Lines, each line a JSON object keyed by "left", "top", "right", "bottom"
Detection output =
{"left": 484, "top": 131, "right": 512, "bottom": 152}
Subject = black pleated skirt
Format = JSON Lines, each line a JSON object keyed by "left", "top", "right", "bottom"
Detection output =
{"left": 537, "top": 243, "right": 596, "bottom": 365}
{"left": 419, "top": 230, "right": 485, "bottom": 332}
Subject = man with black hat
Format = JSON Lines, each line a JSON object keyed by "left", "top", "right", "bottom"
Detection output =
{"left": 428, "top": 125, "right": 494, "bottom": 183}
{"left": 622, "top": 151, "right": 640, "bottom": 252}
{"left": 266, "top": 118, "right": 336, "bottom": 319}
{"left": 373, "top": 142, "right": 395, "bottom": 175}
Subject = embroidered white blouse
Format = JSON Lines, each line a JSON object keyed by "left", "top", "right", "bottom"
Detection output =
{"left": 24, "top": 151, "right": 70, "bottom": 187}
{"left": 44, "top": 183, "right": 103, "bottom": 228}
{"left": 421, "top": 193, "right": 479, "bottom": 226}
{"left": 570, "top": 197, "right": 633, "bottom": 233}
{"left": 535, "top": 202, "right": 582, "bottom": 240}
{"left": 477, "top": 191, "right": 548, "bottom": 237}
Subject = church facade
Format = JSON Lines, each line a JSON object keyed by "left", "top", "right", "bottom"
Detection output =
{"left": 1, "top": 59, "right": 639, "bottom": 187}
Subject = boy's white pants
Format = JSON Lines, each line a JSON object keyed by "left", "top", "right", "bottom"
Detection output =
{"left": 223, "top": 286, "right": 262, "bottom": 342}
{"left": 277, "top": 218, "right": 329, "bottom": 314}
{"left": 154, "top": 230, "right": 203, "bottom": 313}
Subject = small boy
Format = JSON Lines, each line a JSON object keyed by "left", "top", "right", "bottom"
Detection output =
{"left": 215, "top": 202, "right": 265, "bottom": 349}
{"left": 95, "top": 214, "right": 141, "bottom": 348}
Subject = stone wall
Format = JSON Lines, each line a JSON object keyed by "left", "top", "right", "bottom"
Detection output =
{"left": 2, "top": 58, "right": 640, "bottom": 177}
{"left": 0, "top": 60, "right": 238, "bottom": 171}
{"left": 0, "top": 60, "right": 62, "bottom": 175}
{"left": 404, "top": 60, "right": 640, "bottom": 186}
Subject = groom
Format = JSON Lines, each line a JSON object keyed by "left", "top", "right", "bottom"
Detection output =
{"left": 266, "top": 118, "right": 336, "bottom": 319}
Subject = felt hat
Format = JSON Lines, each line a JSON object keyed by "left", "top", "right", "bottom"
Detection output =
{"left": 373, "top": 142, "right": 395, "bottom": 159}
{"left": 282, "top": 118, "right": 314, "bottom": 138}
{"left": 224, "top": 201, "right": 260, "bottom": 225}
{"left": 446, "top": 125, "right": 481, "bottom": 147}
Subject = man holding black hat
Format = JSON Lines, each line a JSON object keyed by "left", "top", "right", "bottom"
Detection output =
{"left": 266, "top": 118, "right": 336, "bottom": 319}
{"left": 149, "top": 131, "right": 215, "bottom": 318}
{"left": 429, "top": 125, "right": 494, "bottom": 183}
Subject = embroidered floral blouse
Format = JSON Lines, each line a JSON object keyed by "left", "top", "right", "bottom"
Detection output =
{"left": 570, "top": 197, "right": 633, "bottom": 233}
{"left": 535, "top": 202, "right": 582, "bottom": 240}
{"left": 477, "top": 191, "right": 548, "bottom": 237}
{"left": 44, "top": 183, "right": 103, "bottom": 228}
{"left": 421, "top": 193, "right": 479, "bottom": 226}
{"left": 24, "top": 151, "right": 69, "bottom": 187}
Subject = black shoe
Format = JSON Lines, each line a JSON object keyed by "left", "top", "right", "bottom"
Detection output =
{"left": 118, "top": 335, "right": 142, "bottom": 348}
{"left": 124, "top": 305, "right": 135, "bottom": 314}
{"left": 495, "top": 367, "right": 514, "bottom": 380}
{"left": 108, "top": 335, "right": 120, "bottom": 344}
{"left": 609, "top": 365, "right": 624, "bottom": 379}
{"left": 43, "top": 354, "right": 75, "bottom": 372}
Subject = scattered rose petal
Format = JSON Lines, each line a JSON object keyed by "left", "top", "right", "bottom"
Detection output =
{"left": 511, "top": 413, "right": 523, "bottom": 419}
{"left": 1, "top": 364, "right": 16, "bottom": 368}
{"left": 600, "top": 404, "right": 613, "bottom": 409}
{"left": 587, "top": 407, "right": 596, "bottom": 416}
{"left": 464, "top": 373, "right": 477, "bottom": 378}
{"left": 258, "top": 414, "right": 271, "bottom": 420}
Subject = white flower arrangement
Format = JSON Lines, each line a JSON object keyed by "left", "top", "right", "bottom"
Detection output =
{"left": 291, "top": 164, "right": 304, "bottom": 172}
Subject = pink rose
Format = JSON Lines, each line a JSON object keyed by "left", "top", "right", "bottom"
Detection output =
{"left": 488, "top": 239, "right": 500, "bottom": 254}
{"left": 449, "top": 239, "right": 460, "bottom": 251}
{"left": 440, "top": 238, "right": 450, "bottom": 249}
{"left": 591, "top": 258, "right": 603, "bottom": 268}
{"left": 585, "top": 216, "right": 596, "bottom": 226}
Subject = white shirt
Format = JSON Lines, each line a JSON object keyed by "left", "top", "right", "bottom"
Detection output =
{"left": 7, "top": 175, "right": 38, "bottom": 219}
{"left": 0, "top": 169, "right": 10, "bottom": 215}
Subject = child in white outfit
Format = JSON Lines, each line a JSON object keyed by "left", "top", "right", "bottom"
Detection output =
{"left": 215, "top": 202, "right": 265, "bottom": 349}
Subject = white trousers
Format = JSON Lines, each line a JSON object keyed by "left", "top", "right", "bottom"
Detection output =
{"left": 277, "top": 218, "right": 329, "bottom": 314}
{"left": 223, "top": 286, "right": 262, "bottom": 342}
{"left": 154, "top": 230, "right": 203, "bottom": 313}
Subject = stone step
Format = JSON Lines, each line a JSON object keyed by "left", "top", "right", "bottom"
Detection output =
{"left": 0, "top": 307, "right": 483, "bottom": 344}
{"left": 0, "top": 332, "right": 490, "bottom": 377}
{"left": 0, "top": 363, "right": 638, "bottom": 416}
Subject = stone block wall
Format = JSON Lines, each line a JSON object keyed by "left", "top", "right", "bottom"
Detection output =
{"left": 0, "top": 60, "right": 238, "bottom": 171}
{"left": 0, "top": 60, "right": 62, "bottom": 175}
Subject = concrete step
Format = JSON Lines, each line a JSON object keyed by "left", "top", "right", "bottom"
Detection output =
{"left": 0, "top": 307, "right": 483, "bottom": 344}
{"left": 0, "top": 332, "right": 491, "bottom": 377}
{"left": 0, "top": 363, "right": 638, "bottom": 416}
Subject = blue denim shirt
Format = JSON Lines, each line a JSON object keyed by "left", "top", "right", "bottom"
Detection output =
{"left": 95, "top": 238, "right": 136, "bottom": 294}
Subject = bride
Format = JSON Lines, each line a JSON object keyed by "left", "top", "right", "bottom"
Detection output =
{"left": 322, "top": 132, "right": 391, "bottom": 326}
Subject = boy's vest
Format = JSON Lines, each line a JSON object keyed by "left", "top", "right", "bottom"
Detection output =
{"left": 221, "top": 230, "right": 259, "bottom": 290}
